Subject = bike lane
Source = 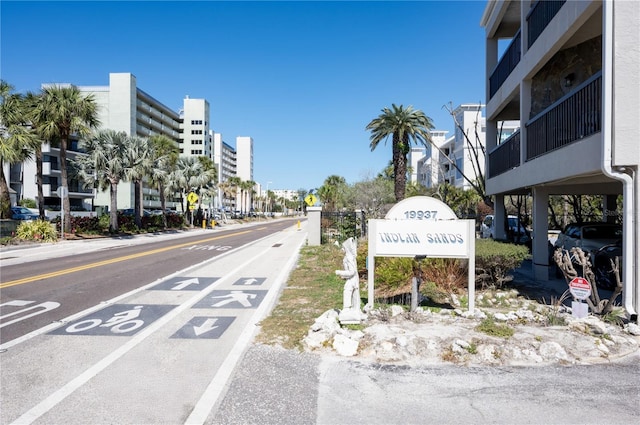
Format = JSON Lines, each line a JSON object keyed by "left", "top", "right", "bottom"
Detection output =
{"left": 0, "top": 221, "right": 308, "bottom": 425}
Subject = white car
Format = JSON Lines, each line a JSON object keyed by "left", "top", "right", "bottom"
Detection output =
{"left": 481, "top": 214, "right": 529, "bottom": 243}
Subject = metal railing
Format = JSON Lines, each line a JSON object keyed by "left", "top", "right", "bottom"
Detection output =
{"left": 489, "top": 30, "right": 522, "bottom": 98}
{"left": 526, "top": 72, "right": 601, "bottom": 160}
{"left": 527, "top": 0, "right": 566, "bottom": 48}
{"left": 488, "top": 130, "right": 521, "bottom": 177}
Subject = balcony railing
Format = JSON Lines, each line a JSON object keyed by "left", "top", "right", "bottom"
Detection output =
{"left": 489, "top": 30, "right": 521, "bottom": 99}
{"left": 525, "top": 72, "right": 601, "bottom": 160}
{"left": 488, "top": 130, "right": 521, "bottom": 178}
{"left": 527, "top": 0, "right": 566, "bottom": 48}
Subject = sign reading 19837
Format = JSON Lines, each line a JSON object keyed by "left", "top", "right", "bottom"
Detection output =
{"left": 385, "top": 196, "right": 458, "bottom": 221}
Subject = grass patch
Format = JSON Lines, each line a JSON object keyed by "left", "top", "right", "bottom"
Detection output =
{"left": 475, "top": 316, "right": 514, "bottom": 338}
{"left": 255, "top": 244, "right": 344, "bottom": 350}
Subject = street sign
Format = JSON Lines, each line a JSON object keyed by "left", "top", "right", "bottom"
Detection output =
{"left": 56, "top": 186, "right": 68, "bottom": 198}
{"left": 304, "top": 194, "right": 317, "bottom": 206}
{"left": 187, "top": 192, "right": 198, "bottom": 204}
{"left": 569, "top": 277, "right": 592, "bottom": 300}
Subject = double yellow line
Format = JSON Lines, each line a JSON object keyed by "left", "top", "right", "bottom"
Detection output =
{"left": 0, "top": 230, "right": 250, "bottom": 289}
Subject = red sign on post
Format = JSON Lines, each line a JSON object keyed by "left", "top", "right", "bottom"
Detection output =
{"left": 569, "top": 277, "right": 592, "bottom": 300}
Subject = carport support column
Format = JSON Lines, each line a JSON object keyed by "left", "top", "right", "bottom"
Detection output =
{"left": 532, "top": 187, "right": 551, "bottom": 281}
{"left": 307, "top": 207, "right": 322, "bottom": 246}
{"left": 493, "top": 197, "right": 507, "bottom": 240}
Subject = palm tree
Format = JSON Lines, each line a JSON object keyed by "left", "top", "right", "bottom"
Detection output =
{"left": 0, "top": 81, "right": 40, "bottom": 218}
{"left": 227, "top": 176, "right": 242, "bottom": 213}
{"left": 148, "top": 135, "right": 179, "bottom": 228}
{"left": 240, "top": 180, "right": 255, "bottom": 215}
{"left": 72, "top": 130, "right": 129, "bottom": 232}
{"left": 22, "top": 92, "right": 49, "bottom": 219}
{"left": 124, "top": 136, "right": 153, "bottom": 229}
{"left": 218, "top": 180, "right": 235, "bottom": 214}
{"left": 317, "top": 175, "right": 347, "bottom": 211}
{"left": 31, "top": 84, "right": 100, "bottom": 232}
{"left": 366, "top": 104, "right": 434, "bottom": 201}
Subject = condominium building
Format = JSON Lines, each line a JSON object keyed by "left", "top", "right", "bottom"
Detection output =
{"left": 413, "top": 108, "right": 518, "bottom": 190}
{"left": 235, "top": 136, "right": 254, "bottom": 212}
{"left": 481, "top": 0, "right": 639, "bottom": 317}
{"left": 12, "top": 72, "right": 252, "bottom": 214}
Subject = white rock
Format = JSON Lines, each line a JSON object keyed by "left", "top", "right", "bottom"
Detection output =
{"left": 494, "top": 313, "right": 509, "bottom": 321}
{"left": 333, "top": 334, "right": 359, "bottom": 356}
{"left": 390, "top": 305, "right": 405, "bottom": 317}
{"left": 538, "top": 341, "right": 569, "bottom": 362}
{"left": 624, "top": 323, "right": 640, "bottom": 336}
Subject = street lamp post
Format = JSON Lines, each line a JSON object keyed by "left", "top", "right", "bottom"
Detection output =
{"left": 266, "top": 181, "right": 272, "bottom": 216}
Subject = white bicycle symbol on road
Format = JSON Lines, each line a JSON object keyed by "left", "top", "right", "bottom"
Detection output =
{"left": 66, "top": 305, "right": 145, "bottom": 334}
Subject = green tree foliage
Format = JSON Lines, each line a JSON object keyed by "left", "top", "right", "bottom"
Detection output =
{"left": 366, "top": 104, "right": 435, "bottom": 202}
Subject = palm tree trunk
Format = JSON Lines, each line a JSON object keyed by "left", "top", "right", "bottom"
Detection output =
{"left": 0, "top": 165, "right": 11, "bottom": 218}
{"left": 134, "top": 179, "right": 142, "bottom": 229}
{"left": 110, "top": 181, "right": 119, "bottom": 233}
{"left": 60, "top": 137, "right": 71, "bottom": 234}
{"left": 36, "top": 146, "right": 45, "bottom": 219}
{"left": 159, "top": 182, "right": 167, "bottom": 229}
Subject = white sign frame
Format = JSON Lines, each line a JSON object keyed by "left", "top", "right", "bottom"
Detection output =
{"left": 366, "top": 198, "right": 476, "bottom": 313}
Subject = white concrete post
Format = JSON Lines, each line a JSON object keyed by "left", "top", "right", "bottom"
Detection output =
{"left": 307, "top": 207, "right": 322, "bottom": 246}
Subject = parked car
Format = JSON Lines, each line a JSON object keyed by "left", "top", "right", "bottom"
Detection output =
{"left": 119, "top": 208, "right": 152, "bottom": 217}
{"left": 480, "top": 214, "right": 529, "bottom": 244}
{"left": 553, "top": 222, "right": 623, "bottom": 287}
{"left": 553, "top": 222, "right": 622, "bottom": 255}
{"left": 11, "top": 206, "right": 41, "bottom": 221}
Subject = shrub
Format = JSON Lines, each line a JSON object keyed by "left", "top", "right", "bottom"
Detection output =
{"left": 19, "top": 198, "right": 37, "bottom": 208}
{"left": 475, "top": 239, "right": 529, "bottom": 289}
{"left": 15, "top": 220, "right": 57, "bottom": 242}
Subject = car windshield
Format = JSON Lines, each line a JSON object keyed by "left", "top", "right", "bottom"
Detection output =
{"left": 582, "top": 225, "right": 622, "bottom": 239}
{"left": 14, "top": 207, "right": 30, "bottom": 213}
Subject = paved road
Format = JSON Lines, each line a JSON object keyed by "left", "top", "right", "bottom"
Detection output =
{"left": 2, "top": 219, "right": 639, "bottom": 425}
{"left": 1, "top": 219, "right": 308, "bottom": 425}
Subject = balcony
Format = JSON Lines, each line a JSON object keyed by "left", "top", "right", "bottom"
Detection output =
{"left": 527, "top": 0, "right": 566, "bottom": 48}
{"left": 489, "top": 30, "right": 521, "bottom": 98}
{"left": 526, "top": 72, "right": 601, "bottom": 160}
{"left": 488, "top": 130, "right": 520, "bottom": 178}
{"left": 488, "top": 72, "right": 601, "bottom": 177}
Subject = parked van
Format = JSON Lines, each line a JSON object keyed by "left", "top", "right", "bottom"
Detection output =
{"left": 481, "top": 214, "right": 530, "bottom": 244}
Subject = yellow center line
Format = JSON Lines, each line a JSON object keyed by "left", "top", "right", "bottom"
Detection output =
{"left": 0, "top": 230, "right": 251, "bottom": 289}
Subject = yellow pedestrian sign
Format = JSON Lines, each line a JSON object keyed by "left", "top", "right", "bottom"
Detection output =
{"left": 304, "top": 194, "right": 317, "bottom": 207}
{"left": 187, "top": 192, "right": 198, "bottom": 204}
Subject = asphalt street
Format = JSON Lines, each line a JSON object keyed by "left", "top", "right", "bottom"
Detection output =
{"left": 1, "top": 219, "right": 639, "bottom": 425}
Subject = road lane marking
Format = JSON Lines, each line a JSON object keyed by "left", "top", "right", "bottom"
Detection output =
{"left": 8, "top": 229, "right": 299, "bottom": 425}
{"left": 0, "top": 230, "right": 251, "bottom": 289}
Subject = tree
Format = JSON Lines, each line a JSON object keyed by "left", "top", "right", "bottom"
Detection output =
{"left": 148, "top": 135, "right": 179, "bottom": 228}
{"left": 240, "top": 180, "right": 255, "bottom": 214}
{"left": 227, "top": 176, "right": 242, "bottom": 212}
{"left": 31, "top": 84, "right": 99, "bottom": 233}
{"left": 317, "top": 175, "right": 347, "bottom": 211}
{"left": 0, "top": 81, "right": 40, "bottom": 218}
{"left": 366, "top": 104, "right": 435, "bottom": 201}
{"left": 72, "top": 130, "right": 129, "bottom": 232}
{"left": 123, "top": 136, "right": 154, "bottom": 229}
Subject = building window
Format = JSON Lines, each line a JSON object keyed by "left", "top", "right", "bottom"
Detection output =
{"left": 191, "top": 129, "right": 203, "bottom": 135}
{"left": 455, "top": 158, "right": 463, "bottom": 179}
{"left": 191, "top": 149, "right": 203, "bottom": 155}
{"left": 192, "top": 139, "right": 203, "bottom": 145}
{"left": 191, "top": 120, "right": 203, "bottom": 125}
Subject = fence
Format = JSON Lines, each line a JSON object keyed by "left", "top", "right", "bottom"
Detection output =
{"left": 320, "top": 211, "right": 366, "bottom": 244}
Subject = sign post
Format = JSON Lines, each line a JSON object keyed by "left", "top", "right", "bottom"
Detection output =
{"left": 569, "top": 277, "right": 591, "bottom": 318}
{"left": 56, "top": 186, "right": 68, "bottom": 239}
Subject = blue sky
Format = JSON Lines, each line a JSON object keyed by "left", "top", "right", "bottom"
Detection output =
{"left": 1, "top": 0, "right": 488, "bottom": 191}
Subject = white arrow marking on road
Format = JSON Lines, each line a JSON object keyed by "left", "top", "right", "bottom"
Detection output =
{"left": 171, "top": 278, "right": 200, "bottom": 290}
{"left": 193, "top": 318, "right": 219, "bottom": 336}
{"left": 0, "top": 301, "right": 61, "bottom": 328}
{"left": 241, "top": 278, "right": 258, "bottom": 285}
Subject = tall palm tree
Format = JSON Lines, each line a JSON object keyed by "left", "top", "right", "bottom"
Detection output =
{"left": 227, "top": 176, "right": 242, "bottom": 212}
{"left": 72, "top": 129, "right": 129, "bottom": 232}
{"left": 148, "top": 135, "right": 179, "bottom": 228}
{"left": 240, "top": 180, "right": 255, "bottom": 214}
{"left": 32, "top": 84, "right": 99, "bottom": 232}
{"left": 0, "top": 81, "right": 39, "bottom": 218}
{"left": 124, "top": 136, "right": 153, "bottom": 229}
{"left": 218, "top": 180, "right": 235, "bottom": 214}
{"left": 22, "top": 92, "right": 48, "bottom": 219}
{"left": 366, "top": 104, "right": 434, "bottom": 201}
